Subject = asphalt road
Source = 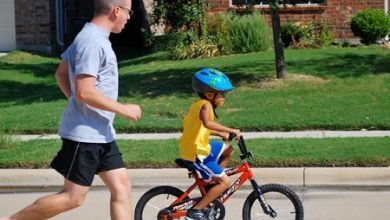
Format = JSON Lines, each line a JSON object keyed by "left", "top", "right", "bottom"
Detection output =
{"left": 1, "top": 188, "right": 389, "bottom": 219}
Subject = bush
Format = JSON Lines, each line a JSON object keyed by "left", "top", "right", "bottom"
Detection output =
{"left": 281, "top": 21, "right": 333, "bottom": 48}
{"left": 171, "top": 40, "right": 219, "bottom": 59}
{"left": 351, "top": 8, "right": 390, "bottom": 45}
{"left": 281, "top": 22, "right": 307, "bottom": 47}
{"left": 228, "top": 12, "right": 272, "bottom": 53}
{"left": 303, "top": 21, "right": 333, "bottom": 48}
{"left": 207, "top": 13, "right": 234, "bottom": 54}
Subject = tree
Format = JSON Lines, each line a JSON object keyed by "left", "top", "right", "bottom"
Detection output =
{"left": 269, "top": 0, "right": 297, "bottom": 78}
{"left": 270, "top": 1, "right": 285, "bottom": 78}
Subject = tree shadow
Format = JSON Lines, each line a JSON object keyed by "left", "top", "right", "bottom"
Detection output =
{"left": 0, "top": 61, "right": 58, "bottom": 78}
{"left": 287, "top": 52, "right": 390, "bottom": 78}
{"left": 118, "top": 66, "right": 265, "bottom": 98}
{"left": 117, "top": 50, "right": 170, "bottom": 67}
{"left": 2, "top": 49, "right": 388, "bottom": 106}
{"left": 0, "top": 80, "right": 63, "bottom": 106}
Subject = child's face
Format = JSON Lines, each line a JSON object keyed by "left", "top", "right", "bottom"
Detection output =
{"left": 214, "top": 92, "right": 226, "bottom": 107}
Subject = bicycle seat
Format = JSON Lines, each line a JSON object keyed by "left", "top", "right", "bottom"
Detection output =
{"left": 175, "top": 158, "right": 196, "bottom": 172}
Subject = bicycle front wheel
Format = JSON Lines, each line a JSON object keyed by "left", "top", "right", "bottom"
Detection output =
{"left": 243, "top": 183, "right": 304, "bottom": 220}
{"left": 134, "top": 186, "right": 188, "bottom": 220}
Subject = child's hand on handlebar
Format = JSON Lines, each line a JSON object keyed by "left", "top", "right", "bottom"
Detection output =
{"left": 229, "top": 129, "right": 241, "bottom": 141}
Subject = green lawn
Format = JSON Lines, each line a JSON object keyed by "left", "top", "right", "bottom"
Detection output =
{"left": 0, "top": 47, "right": 389, "bottom": 167}
{"left": 0, "top": 47, "right": 389, "bottom": 133}
{"left": 1, "top": 137, "right": 389, "bottom": 168}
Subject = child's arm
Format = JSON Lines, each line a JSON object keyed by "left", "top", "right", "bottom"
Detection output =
{"left": 200, "top": 102, "right": 241, "bottom": 138}
{"left": 210, "top": 130, "right": 230, "bottom": 140}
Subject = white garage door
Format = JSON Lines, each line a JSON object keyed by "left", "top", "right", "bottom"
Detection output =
{"left": 0, "top": 0, "right": 16, "bottom": 51}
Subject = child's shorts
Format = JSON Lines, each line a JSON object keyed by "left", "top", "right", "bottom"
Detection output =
{"left": 193, "top": 141, "right": 227, "bottom": 182}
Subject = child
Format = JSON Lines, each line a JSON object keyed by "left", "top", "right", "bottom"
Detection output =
{"left": 179, "top": 68, "right": 241, "bottom": 220}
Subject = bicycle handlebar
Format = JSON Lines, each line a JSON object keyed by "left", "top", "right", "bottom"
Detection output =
{"left": 229, "top": 133, "right": 252, "bottom": 160}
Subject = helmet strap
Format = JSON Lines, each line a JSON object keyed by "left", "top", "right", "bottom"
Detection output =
{"left": 212, "top": 93, "right": 219, "bottom": 119}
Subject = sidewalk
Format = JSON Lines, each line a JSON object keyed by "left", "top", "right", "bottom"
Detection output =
{"left": 12, "top": 130, "right": 390, "bottom": 141}
{"left": 2, "top": 130, "right": 390, "bottom": 191}
{"left": 1, "top": 167, "right": 390, "bottom": 192}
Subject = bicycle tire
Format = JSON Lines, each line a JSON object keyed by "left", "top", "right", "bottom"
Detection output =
{"left": 242, "top": 183, "right": 304, "bottom": 220}
{"left": 134, "top": 185, "right": 188, "bottom": 220}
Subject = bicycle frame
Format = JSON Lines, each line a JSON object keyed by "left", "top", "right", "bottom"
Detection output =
{"left": 136, "top": 136, "right": 302, "bottom": 220}
{"left": 166, "top": 160, "right": 265, "bottom": 219}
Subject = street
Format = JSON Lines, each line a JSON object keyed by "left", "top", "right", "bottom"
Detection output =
{"left": 1, "top": 187, "right": 389, "bottom": 219}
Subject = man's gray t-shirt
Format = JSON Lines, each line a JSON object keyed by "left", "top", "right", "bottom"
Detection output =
{"left": 59, "top": 23, "right": 118, "bottom": 143}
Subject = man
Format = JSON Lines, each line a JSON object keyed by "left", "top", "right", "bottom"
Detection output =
{"left": 0, "top": 0, "right": 140, "bottom": 219}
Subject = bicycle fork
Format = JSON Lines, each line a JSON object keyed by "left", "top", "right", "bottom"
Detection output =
{"left": 250, "top": 179, "right": 277, "bottom": 218}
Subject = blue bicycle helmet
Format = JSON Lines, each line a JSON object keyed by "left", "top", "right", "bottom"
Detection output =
{"left": 192, "top": 68, "right": 233, "bottom": 94}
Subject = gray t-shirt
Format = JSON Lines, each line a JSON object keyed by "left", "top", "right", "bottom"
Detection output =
{"left": 59, "top": 23, "right": 118, "bottom": 143}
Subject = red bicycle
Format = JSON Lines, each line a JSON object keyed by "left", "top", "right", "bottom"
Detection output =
{"left": 134, "top": 136, "right": 304, "bottom": 219}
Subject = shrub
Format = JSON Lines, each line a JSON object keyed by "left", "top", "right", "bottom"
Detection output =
{"left": 207, "top": 13, "right": 234, "bottom": 54}
{"left": 281, "top": 21, "right": 333, "bottom": 48}
{"left": 228, "top": 12, "right": 272, "bottom": 53}
{"left": 351, "top": 8, "right": 390, "bottom": 45}
{"left": 171, "top": 40, "right": 220, "bottom": 59}
{"left": 281, "top": 22, "right": 307, "bottom": 47}
{"left": 302, "top": 20, "right": 333, "bottom": 48}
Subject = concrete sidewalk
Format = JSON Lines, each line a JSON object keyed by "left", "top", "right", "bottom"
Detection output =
{"left": 1, "top": 167, "right": 390, "bottom": 192}
{"left": 3, "top": 130, "right": 390, "bottom": 191}
{"left": 12, "top": 130, "right": 390, "bottom": 141}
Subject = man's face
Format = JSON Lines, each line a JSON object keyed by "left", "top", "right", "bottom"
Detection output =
{"left": 113, "top": 0, "right": 132, "bottom": 33}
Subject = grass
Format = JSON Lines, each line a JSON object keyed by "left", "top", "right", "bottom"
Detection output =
{"left": 1, "top": 47, "right": 389, "bottom": 168}
{"left": 0, "top": 137, "right": 389, "bottom": 168}
{"left": 0, "top": 47, "right": 389, "bottom": 133}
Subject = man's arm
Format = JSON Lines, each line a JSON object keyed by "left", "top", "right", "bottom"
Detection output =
{"left": 55, "top": 60, "right": 71, "bottom": 99}
{"left": 76, "top": 74, "right": 141, "bottom": 121}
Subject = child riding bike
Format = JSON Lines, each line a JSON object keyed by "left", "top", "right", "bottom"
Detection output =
{"left": 178, "top": 68, "right": 241, "bottom": 220}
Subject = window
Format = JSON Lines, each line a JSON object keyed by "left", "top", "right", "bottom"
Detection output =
{"left": 231, "top": 0, "right": 326, "bottom": 7}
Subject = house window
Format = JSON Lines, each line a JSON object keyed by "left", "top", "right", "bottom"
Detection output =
{"left": 231, "top": 0, "right": 326, "bottom": 7}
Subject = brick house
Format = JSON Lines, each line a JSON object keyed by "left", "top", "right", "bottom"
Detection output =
{"left": 0, "top": 0, "right": 388, "bottom": 53}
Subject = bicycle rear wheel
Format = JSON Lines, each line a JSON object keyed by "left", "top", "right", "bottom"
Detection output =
{"left": 242, "top": 183, "right": 304, "bottom": 220}
{"left": 134, "top": 186, "right": 188, "bottom": 220}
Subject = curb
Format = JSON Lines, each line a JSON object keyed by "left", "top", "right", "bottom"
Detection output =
{"left": 1, "top": 167, "right": 389, "bottom": 192}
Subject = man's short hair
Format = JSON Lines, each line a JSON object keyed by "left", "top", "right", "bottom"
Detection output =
{"left": 94, "top": 0, "right": 127, "bottom": 16}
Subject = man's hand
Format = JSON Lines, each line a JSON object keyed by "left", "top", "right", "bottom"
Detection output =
{"left": 120, "top": 104, "right": 142, "bottom": 121}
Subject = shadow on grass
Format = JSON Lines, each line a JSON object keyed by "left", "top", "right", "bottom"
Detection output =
{"left": 0, "top": 80, "right": 63, "bottom": 105}
{"left": 287, "top": 52, "right": 390, "bottom": 78}
{"left": 118, "top": 66, "right": 262, "bottom": 98}
{"left": 0, "top": 62, "right": 58, "bottom": 78}
{"left": 1, "top": 49, "right": 389, "bottom": 106}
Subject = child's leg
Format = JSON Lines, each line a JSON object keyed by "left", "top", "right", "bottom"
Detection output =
{"left": 192, "top": 174, "right": 230, "bottom": 210}
{"left": 192, "top": 142, "right": 231, "bottom": 210}
{"left": 218, "top": 145, "right": 234, "bottom": 168}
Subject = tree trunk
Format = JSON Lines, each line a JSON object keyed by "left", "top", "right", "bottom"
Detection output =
{"left": 271, "top": 6, "right": 286, "bottom": 78}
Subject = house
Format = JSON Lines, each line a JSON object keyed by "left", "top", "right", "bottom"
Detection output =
{"left": 0, "top": 0, "right": 388, "bottom": 53}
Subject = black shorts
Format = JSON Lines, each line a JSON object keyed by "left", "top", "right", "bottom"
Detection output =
{"left": 51, "top": 138, "right": 125, "bottom": 186}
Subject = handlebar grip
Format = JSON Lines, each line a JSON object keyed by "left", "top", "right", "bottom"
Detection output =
{"left": 237, "top": 136, "right": 248, "bottom": 154}
{"left": 228, "top": 132, "right": 236, "bottom": 141}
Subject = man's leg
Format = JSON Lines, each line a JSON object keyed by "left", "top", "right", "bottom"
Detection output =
{"left": 99, "top": 168, "right": 132, "bottom": 220}
{"left": 5, "top": 179, "right": 89, "bottom": 220}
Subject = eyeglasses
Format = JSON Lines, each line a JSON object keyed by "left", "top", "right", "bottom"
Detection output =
{"left": 118, "top": 6, "right": 134, "bottom": 16}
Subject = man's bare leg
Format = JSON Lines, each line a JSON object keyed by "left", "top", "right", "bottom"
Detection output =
{"left": 99, "top": 168, "right": 132, "bottom": 220}
{"left": 3, "top": 179, "right": 89, "bottom": 220}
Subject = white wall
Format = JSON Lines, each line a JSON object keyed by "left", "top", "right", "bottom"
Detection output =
{"left": 0, "top": 0, "right": 16, "bottom": 51}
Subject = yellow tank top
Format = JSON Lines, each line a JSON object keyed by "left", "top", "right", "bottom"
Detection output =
{"left": 179, "top": 99, "right": 215, "bottom": 161}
